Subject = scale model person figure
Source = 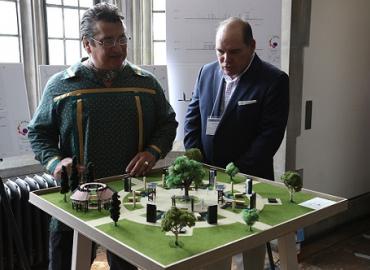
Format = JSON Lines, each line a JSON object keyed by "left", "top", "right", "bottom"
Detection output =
{"left": 28, "top": 3, "right": 177, "bottom": 270}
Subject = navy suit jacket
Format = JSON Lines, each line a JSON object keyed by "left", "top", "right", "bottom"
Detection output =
{"left": 184, "top": 54, "right": 289, "bottom": 180}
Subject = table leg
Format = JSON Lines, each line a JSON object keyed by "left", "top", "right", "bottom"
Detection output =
{"left": 71, "top": 230, "right": 92, "bottom": 270}
{"left": 242, "top": 244, "right": 266, "bottom": 270}
{"left": 277, "top": 232, "right": 298, "bottom": 270}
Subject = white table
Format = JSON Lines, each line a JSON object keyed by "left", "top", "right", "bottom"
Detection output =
{"left": 29, "top": 174, "right": 347, "bottom": 270}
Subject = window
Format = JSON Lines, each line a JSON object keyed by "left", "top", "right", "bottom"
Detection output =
{"left": 0, "top": 0, "right": 21, "bottom": 62}
{"left": 152, "top": 0, "right": 165, "bottom": 65}
{"left": 45, "top": 0, "right": 94, "bottom": 65}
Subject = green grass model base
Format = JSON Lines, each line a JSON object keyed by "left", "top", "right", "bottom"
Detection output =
{"left": 40, "top": 165, "right": 316, "bottom": 265}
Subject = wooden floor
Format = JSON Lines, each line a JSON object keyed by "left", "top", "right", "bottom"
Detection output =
{"left": 297, "top": 215, "right": 370, "bottom": 270}
{"left": 91, "top": 215, "right": 370, "bottom": 270}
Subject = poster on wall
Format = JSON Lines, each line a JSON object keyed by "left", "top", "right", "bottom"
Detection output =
{"left": 167, "top": 0, "right": 282, "bottom": 66}
{"left": 0, "top": 63, "right": 32, "bottom": 158}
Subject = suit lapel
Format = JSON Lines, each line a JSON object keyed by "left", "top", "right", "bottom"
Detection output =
{"left": 218, "top": 56, "right": 260, "bottom": 127}
{"left": 211, "top": 69, "right": 225, "bottom": 118}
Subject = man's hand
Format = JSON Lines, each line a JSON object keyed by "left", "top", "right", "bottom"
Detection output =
{"left": 53, "top": 157, "right": 73, "bottom": 180}
{"left": 126, "top": 151, "right": 156, "bottom": 177}
{"left": 54, "top": 157, "right": 86, "bottom": 181}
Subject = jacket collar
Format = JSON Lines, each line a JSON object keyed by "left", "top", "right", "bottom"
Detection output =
{"left": 217, "top": 54, "right": 261, "bottom": 125}
{"left": 61, "top": 58, "right": 146, "bottom": 80}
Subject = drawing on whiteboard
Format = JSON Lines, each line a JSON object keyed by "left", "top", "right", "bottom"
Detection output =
{"left": 269, "top": 36, "right": 280, "bottom": 49}
{"left": 140, "top": 65, "right": 169, "bottom": 100}
{"left": 0, "top": 63, "right": 31, "bottom": 158}
{"left": 17, "top": 120, "right": 29, "bottom": 136}
{"left": 182, "top": 13, "right": 263, "bottom": 22}
{"left": 167, "top": 0, "right": 282, "bottom": 66}
{"left": 178, "top": 92, "right": 193, "bottom": 102}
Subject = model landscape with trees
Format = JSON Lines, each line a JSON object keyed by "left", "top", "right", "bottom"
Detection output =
{"left": 56, "top": 148, "right": 305, "bottom": 248}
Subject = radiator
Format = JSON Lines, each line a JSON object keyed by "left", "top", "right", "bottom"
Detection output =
{"left": 0, "top": 173, "right": 57, "bottom": 270}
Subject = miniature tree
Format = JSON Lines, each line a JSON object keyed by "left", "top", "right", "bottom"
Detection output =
{"left": 166, "top": 156, "right": 205, "bottom": 200}
{"left": 85, "top": 162, "right": 95, "bottom": 182}
{"left": 60, "top": 165, "right": 70, "bottom": 202}
{"left": 184, "top": 148, "right": 203, "bottom": 162}
{"left": 110, "top": 192, "right": 121, "bottom": 226}
{"left": 225, "top": 162, "right": 239, "bottom": 194}
{"left": 161, "top": 207, "right": 196, "bottom": 247}
{"left": 70, "top": 156, "right": 79, "bottom": 191}
{"left": 281, "top": 171, "right": 303, "bottom": 203}
{"left": 243, "top": 208, "right": 259, "bottom": 231}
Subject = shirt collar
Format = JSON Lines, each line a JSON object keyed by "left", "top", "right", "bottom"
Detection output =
{"left": 60, "top": 57, "right": 151, "bottom": 82}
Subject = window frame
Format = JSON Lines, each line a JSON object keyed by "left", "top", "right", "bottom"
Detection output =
{"left": 152, "top": 0, "right": 166, "bottom": 65}
{"left": 44, "top": 0, "right": 93, "bottom": 65}
{"left": 0, "top": 0, "right": 22, "bottom": 63}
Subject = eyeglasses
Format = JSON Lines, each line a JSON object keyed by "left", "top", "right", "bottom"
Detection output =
{"left": 90, "top": 36, "right": 129, "bottom": 48}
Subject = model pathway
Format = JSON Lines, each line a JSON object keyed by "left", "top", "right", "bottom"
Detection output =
{"left": 87, "top": 178, "right": 276, "bottom": 233}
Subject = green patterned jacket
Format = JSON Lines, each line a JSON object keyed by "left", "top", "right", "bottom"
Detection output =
{"left": 28, "top": 60, "right": 177, "bottom": 231}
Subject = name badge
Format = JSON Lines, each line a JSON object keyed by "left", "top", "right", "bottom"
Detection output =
{"left": 206, "top": 117, "right": 221, "bottom": 135}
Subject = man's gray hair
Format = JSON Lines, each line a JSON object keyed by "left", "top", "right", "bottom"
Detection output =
{"left": 80, "top": 3, "right": 124, "bottom": 40}
{"left": 217, "top": 17, "right": 254, "bottom": 46}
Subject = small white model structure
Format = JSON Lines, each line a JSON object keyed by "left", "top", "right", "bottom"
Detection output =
{"left": 209, "top": 168, "right": 216, "bottom": 186}
{"left": 148, "top": 182, "right": 157, "bottom": 202}
{"left": 70, "top": 182, "right": 115, "bottom": 212}
{"left": 216, "top": 184, "right": 225, "bottom": 204}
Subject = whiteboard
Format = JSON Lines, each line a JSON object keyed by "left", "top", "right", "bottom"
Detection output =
{"left": 38, "top": 64, "right": 169, "bottom": 100}
{"left": 167, "top": 0, "right": 282, "bottom": 67}
{"left": 139, "top": 65, "right": 169, "bottom": 100}
{"left": 38, "top": 65, "right": 67, "bottom": 94}
{"left": 0, "top": 63, "right": 32, "bottom": 158}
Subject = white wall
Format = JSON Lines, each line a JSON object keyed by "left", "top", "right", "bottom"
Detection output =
{"left": 296, "top": 0, "right": 370, "bottom": 197}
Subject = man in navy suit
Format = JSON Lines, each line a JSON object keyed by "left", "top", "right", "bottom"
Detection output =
{"left": 184, "top": 17, "right": 289, "bottom": 180}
